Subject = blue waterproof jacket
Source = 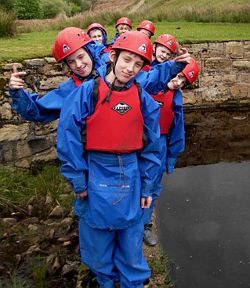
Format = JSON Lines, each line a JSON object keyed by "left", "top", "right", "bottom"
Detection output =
{"left": 57, "top": 76, "right": 161, "bottom": 196}
{"left": 57, "top": 70, "right": 161, "bottom": 229}
{"left": 165, "top": 89, "right": 185, "bottom": 173}
{"left": 9, "top": 58, "right": 184, "bottom": 123}
{"left": 9, "top": 42, "right": 107, "bottom": 122}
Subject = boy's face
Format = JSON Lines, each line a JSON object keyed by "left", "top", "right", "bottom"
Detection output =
{"left": 89, "top": 29, "right": 103, "bottom": 44}
{"left": 111, "top": 50, "right": 144, "bottom": 85}
{"left": 117, "top": 24, "right": 131, "bottom": 35}
{"left": 167, "top": 72, "right": 187, "bottom": 90}
{"left": 66, "top": 48, "right": 93, "bottom": 78}
{"left": 155, "top": 44, "right": 173, "bottom": 63}
{"left": 138, "top": 29, "right": 152, "bottom": 39}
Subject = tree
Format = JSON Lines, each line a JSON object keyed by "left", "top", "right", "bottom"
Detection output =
{"left": 40, "top": 0, "right": 65, "bottom": 18}
{"left": 0, "top": 0, "right": 15, "bottom": 11}
{"left": 14, "top": 0, "right": 43, "bottom": 19}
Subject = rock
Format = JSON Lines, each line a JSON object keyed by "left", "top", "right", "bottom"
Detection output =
{"left": 49, "top": 205, "right": 65, "bottom": 218}
{"left": 62, "top": 262, "right": 78, "bottom": 278}
{"left": 1, "top": 218, "right": 17, "bottom": 226}
{"left": 28, "top": 224, "right": 39, "bottom": 231}
{"left": 27, "top": 204, "right": 33, "bottom": 216}
{"left": 45, "top": 195, "right": 53, "bottom": 206}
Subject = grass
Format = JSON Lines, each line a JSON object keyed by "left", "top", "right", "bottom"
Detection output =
{"left": 0, "top": 21, "right": 250, "bottom": 63}
{"left": 0, "top": 164, "right": 72, "bottom": 214}
{"left": 135, "top": 0, "right": 250, "bottom": 23}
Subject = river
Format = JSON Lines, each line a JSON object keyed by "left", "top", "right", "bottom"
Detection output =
{"left": 157, "top": 106, "right": 250, "bottom": 288}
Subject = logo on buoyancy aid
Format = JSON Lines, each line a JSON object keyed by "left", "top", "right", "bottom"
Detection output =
{"left": 112, "top": 102, "right": 131, "bottom": 115}
{"left": 156, "top": 100, "right": 164, "bottom": 108}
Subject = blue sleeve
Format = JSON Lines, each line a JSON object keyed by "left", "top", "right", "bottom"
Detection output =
{"left": 9, "top": 78, "right": 76, "bottom": 123}
{"left": 136, "top": 60, "right": 185, "bottom": 95}
{"left": 166, "top": 90, "right": 185, "bottom": 174}
{"left": 87, "top": 42, "right": 107, "bottom": 69}
{"left": 138, "top": 90, "right": 161, "bottom": 197}
{"left": 56, "top": 80, "right": 94, "bottom": 193}
{"left": 108, "top": 33, "right": 119, "bottom": 46}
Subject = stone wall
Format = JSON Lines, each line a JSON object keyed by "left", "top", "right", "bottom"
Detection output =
{"left": 0, "top": 41, "right": 250, "bottom": 168}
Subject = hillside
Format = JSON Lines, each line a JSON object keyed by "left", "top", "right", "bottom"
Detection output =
{"left": 92, "top": 0, "right": 136, "bottom": 12}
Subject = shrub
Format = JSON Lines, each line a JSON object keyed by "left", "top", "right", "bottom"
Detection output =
{"left": 0, "top": 9, "right": 16, "bottom": 37}
{"left": 14, "top": 0, "right": 43, "bottom": 19}
{"left": 40, "top": 0, "right": 65, "bottom": 19}
{"left": 0, "top": 0, "right": 15, "bottom": 11}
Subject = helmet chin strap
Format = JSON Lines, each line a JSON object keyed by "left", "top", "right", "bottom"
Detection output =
{"left": 102, "top": 52, "right": 125, "bottom": 104}
{"left": 102, "top": 76, "right": 117, "bottom": 104}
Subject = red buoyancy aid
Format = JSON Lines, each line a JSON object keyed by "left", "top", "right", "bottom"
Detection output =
{"left": 141, "top": 64, "right": 151, "bottom": 72}
{"left": 85, "top": 78, "right": 144, "bottom": 153}
{"left": 71, "top": 73, "right": 83, "bottom": 87}
{"left": 152, "top": 90, "right": 174, "bottom": 134}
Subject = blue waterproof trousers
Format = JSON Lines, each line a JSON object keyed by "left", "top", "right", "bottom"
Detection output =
{"left": 79, "top": 217, "right": 150, "bottom": 288}
{"left": 143, "top": 135, "right": 167, "bottom": 225}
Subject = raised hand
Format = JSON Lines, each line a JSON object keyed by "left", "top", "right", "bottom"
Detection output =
{"left": 9, "top": 64, "right": 27, "bottom": 90}
{"left": 174, "top": 47, "right": 192, "bottom": 64}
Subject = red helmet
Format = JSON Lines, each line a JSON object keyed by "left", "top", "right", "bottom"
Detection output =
{"left": 182, "top": 59, "right": 199, "bottom": 84}
{"left": 112, "top": 31, "right": 153, "bottom": 65}
{"left": 115, "top": 17, "right": 132, "bottom": 29}
{"left": 137, "top": 20, "right": 155, "bottom": 36}
{"left": 52, "top": 27, "right": 93, "bottom": 62}
{"left": 154, "top": 34, "right": 177, "bottom": 53}
{"left": 87, "top": 22, "right": 107, "bottom": 36}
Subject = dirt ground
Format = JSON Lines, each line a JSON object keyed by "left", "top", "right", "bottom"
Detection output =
{"left": 0, "top": 201, "right": 172, "bottom": 287}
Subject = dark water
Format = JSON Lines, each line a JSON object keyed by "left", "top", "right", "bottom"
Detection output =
{"left": 157, "top": 107, "right": 250, "bottom": 288}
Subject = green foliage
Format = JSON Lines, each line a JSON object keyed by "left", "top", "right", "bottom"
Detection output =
{"left": 0, "top": 164, "right": 71, "bottom": 213}
{"left": 0, "top": 9, "right": 16, "bottom": 37}
{"left": 0, "top": 0, "right": 15, "bottom": 11}
{"left": 31, "top": 257, "right": 48, "bottom": 288}
{"left": 14, "top": 0, "right": 43, "bottom": 19}
{"left": 136, "top": 0, "right": 250, "bottom": 23}
{"left": 40, "top": 0, "right": 65, "bottom": 19}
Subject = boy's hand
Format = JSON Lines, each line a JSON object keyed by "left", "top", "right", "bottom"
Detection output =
{"left": 75, "top": 191, "right": 88, "bottom": 200}
{"left": 141, "top": 196, "right": 152, "bottom": 209}
{"left": 174, "top": 48, "right": 192, "bottom": 64}
{"left": 9, "top": 64, "right": 27, "bottom": 90}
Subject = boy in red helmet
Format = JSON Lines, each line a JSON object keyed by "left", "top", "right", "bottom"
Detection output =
{"left": 109, "top": 16, "right": 132, "bottom": 47}
{"left": 56, "top": 30, "right": 161, "bottom": 288}
{"left": 8, "top": 27, "right": 107, "bottom": 122}
{"left": 87, "top": 22, "right": 110, "bottom": 64}
{"left": 137, "top": 20, "right": 155, "bottom": 39}
{"left": 143, "top": 59, "right": 199, "bottom": 247}
{"left": 87, "top": 22, "right": 107, "bottom": 46}
{"left": 153, "top": 34, "right": 178, "bottom": 63}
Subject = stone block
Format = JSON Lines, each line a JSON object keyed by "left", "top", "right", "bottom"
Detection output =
{"left": 2, "top": 62, "right": 23, "bottom": 71}
{"left": 226, "top": 42, "right": 244, "bottom": 59}
{"left": 0, "top": 102, "right": 13, "bottom": 120}
{"left": 23, "top": 59, "right": 46, "bottom": 67}
{"left": 0, "top": 124, "right": 29, "bottom": 142}
{"left": 232, "top": 60, "right": 250, "bottom": 72}
{"left": 39, "top": 76, "right": 68, "bottom": 90}
{"left": 207, "top": 42, "right": 226, "bottom": 57}
{"left": 202, "top": 85, "right": 229, "bottom": 102}
{"left": 230, "top": 84, "right": 249, "bottom": 98}
{"left": 183, "top": 91, "right": 198, "bottom": 105}
{"left": 239, "top": 73, "right": 250, "bottom": 83}
{"left": 205, "top": 57, "right": 231, "bottom": 72}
